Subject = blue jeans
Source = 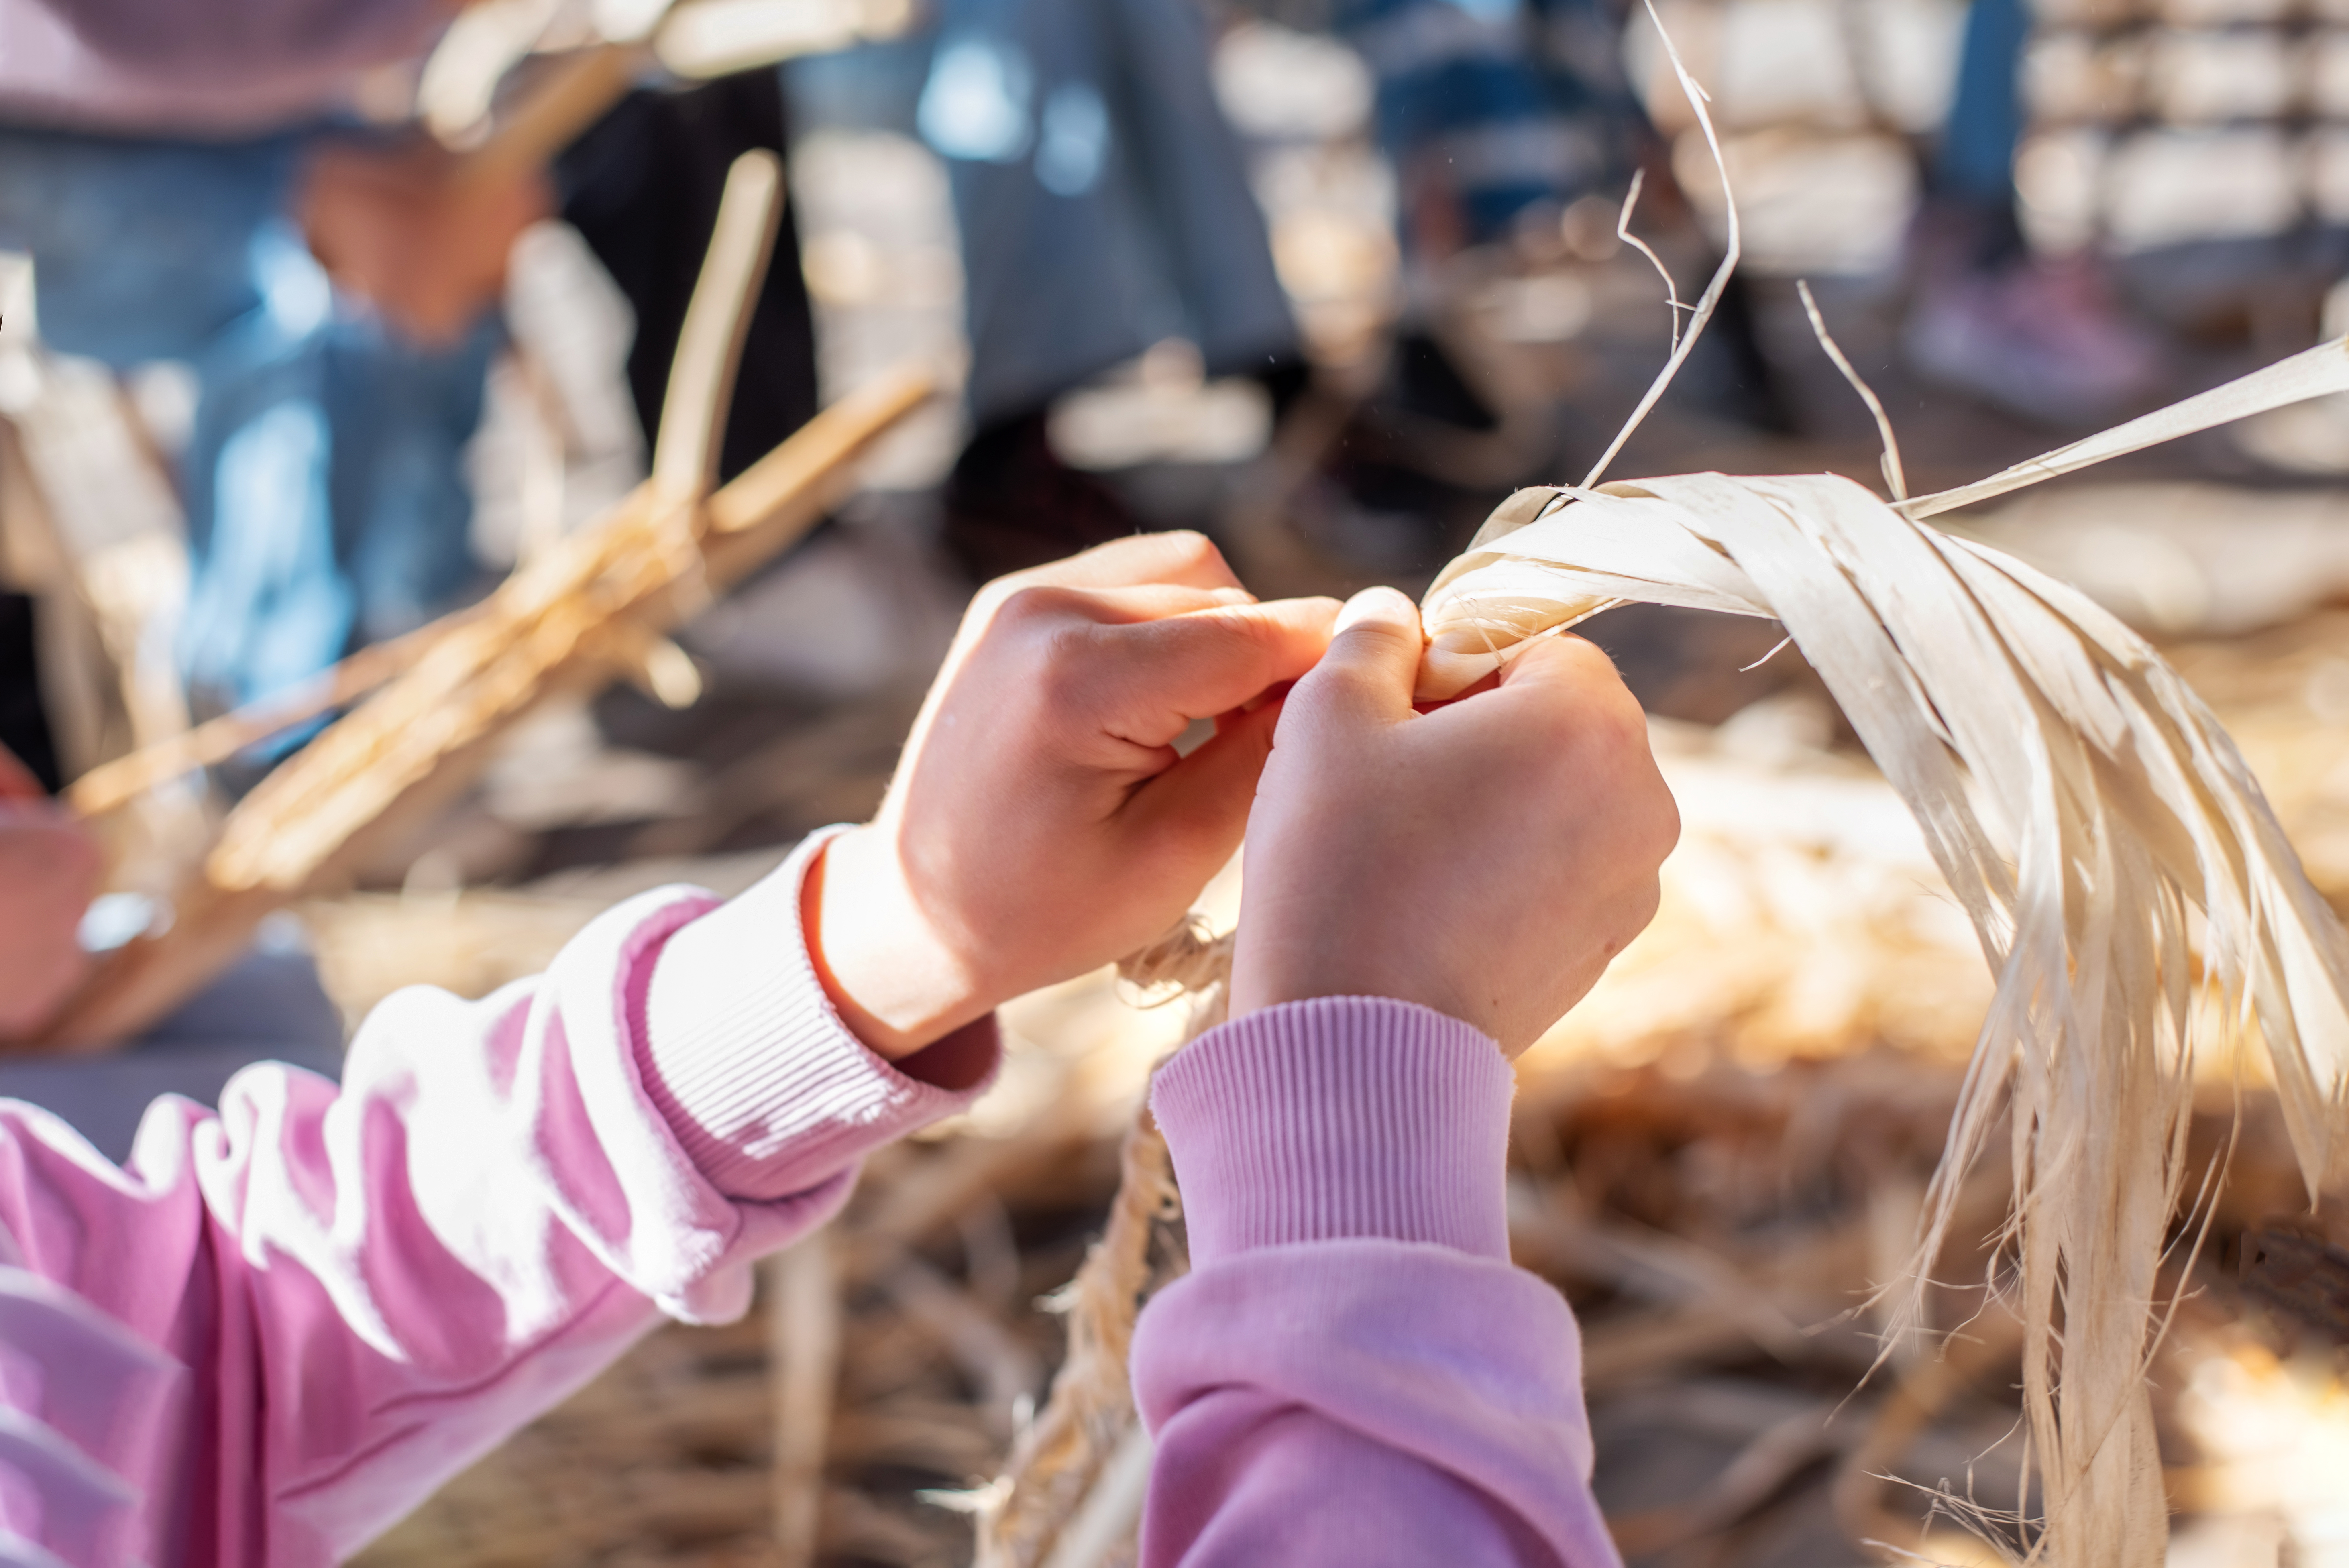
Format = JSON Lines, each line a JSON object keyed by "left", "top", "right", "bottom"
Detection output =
{"left": 1334, "top": 0, "right": 1642, "bottom": 248}
{"left": 0, "top": 123, "right": 491, "bottom": 715}
{"left": 1937, "top": 0, "right": 2029, "bottom": 209}
{"left": 914, "top": 0, "right": 1298, "bottom": 424}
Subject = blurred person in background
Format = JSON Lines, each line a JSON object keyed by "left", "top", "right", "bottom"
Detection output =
{"left": 1902, "top": 0, "right": 2164, "bottom": 424}
{"left": 914, "top": 0, "right": 1307, "bottom": 579}
{"left": 1305, "top": 0, "right": 1794, "bottom": 563}
{"left": 0, "top": 0, "right": 503, "bottom": 1105}
{"left": 0, "top": 0, "right": 824, "bottom": 754}
{"left": 909, "top": 0, "right": 1704, "bottom": 582}
{"left": 0, "top": 0, "right": 825, "bottom": 1135}
{"left": 0, "top": 0, "right": 540, "bottom": 732}
{"left": 1335, "top": 0, "right": 1645, "bottom": 266}
{"left": 1335, "top": 0, "right": 1644, "bottom": 462}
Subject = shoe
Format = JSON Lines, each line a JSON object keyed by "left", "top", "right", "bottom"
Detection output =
{"left": 939, "top": 409, "right": 1145, "bottom": 582}
{"left": 1905, "top": 254, "right": 2166, "bottom": 426}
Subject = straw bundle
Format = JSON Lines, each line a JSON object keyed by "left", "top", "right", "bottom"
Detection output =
{"left": 1426, "top": 462, "right": 2349, "bottom": 1564}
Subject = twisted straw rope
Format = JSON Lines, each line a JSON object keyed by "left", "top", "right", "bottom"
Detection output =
{"left": 976, "top": 924, "right": 1229, "bottom": 1568}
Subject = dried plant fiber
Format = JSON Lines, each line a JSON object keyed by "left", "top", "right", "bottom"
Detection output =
{"left": 1423, "top": 468, "right": 2349, "bottom": 1562}
{"left": 975, "top": 928, "right": 1226, "bottom": 1568}
{"left": 1394, "top": 54, "right": 2349, "bottom": 1560}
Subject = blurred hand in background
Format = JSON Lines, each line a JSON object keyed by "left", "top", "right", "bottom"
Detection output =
{"left": 0, "top": 746, "right": 99, "bottom": 1039}
{"left": 297, "top": 136, "right": 550, "bottom": 347}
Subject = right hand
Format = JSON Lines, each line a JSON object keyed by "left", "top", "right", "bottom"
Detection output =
{"left": 1231, "top": 586, "right": 1678, "bottom": 1056}
{"left": 811, "top": 533, "right": 1337, "bottom": 1060}
{"left": 0, "top": 747, "right": 100, "bottom": 1039}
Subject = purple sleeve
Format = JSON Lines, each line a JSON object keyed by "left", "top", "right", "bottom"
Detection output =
{"left": 0, "top": 827, "right": 996, "bottom": 1567}
{"left": 1134, "top": 998, "right": 1623, "bottom": 1568}
{"left": 29, "top": 0, "right": 442, "bottom": 84}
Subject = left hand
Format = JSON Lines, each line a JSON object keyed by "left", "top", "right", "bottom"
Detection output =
{"left": 810, "top": 533, "right": 1339, "bottom": 1059}
{"left": 297, "top": 136, "right": 550, "bottom": 347}
{"left": 1227, "top": 587, "right": 1676, "bottom": 1055}
{"left": 0, "top": 747, "right": 100, "bottom": 1039}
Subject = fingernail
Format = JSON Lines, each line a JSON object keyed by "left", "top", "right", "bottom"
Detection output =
{"left": 1333, "top": 585, "right": 1415, "bottom": 636}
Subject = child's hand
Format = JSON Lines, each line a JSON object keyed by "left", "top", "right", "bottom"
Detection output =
{"left": 1230, "top": 587, "right": 1677, "bottom": 1055}
{"left": 0, "top": 747, "right": 99, "bottom": 1039}
{"left": 812, "top": 534, "right": 1339, "bottom": 1058}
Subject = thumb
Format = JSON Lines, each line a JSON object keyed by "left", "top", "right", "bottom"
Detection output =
{"left": 1295, "top": 586, "right": 1424, "bottom": 727}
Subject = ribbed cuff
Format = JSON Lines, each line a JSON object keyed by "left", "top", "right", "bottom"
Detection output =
{"left": 639, "top": 827, "right": 1001, "bottom": 1201}
{"left": 1150, "top": 998, "right": 1514, "bottom": 1265}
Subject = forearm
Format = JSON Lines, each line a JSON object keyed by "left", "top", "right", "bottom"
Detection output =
{"left": 233, "top": 828, "right": 995, "bottom": 1555}
{"left": 1133, "top": 1000, "right": 1622, "bottom": 1567}
{"left": 0, "top": 829, "right": 997, "bottom": 1565}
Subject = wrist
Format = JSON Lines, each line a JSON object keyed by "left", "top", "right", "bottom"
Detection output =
{"left": 803, "top": 827, "right": 991, "bottom": 1059}
{"left": 1154, "top": 998, "right": 1514, "bottom": 1262}
{"left": 1229, "top": 936, "right": 1484, "bottom": 1043}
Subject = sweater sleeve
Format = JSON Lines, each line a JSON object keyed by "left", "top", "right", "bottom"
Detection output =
{"left": 0, "top": 826, "right": 996, "bottom": 1568}
{"left": 1133, "top": 998, "right": 1622, "bottom": 1568}
{"left": 25, "top": 0, "right": 442, "bottom": 85}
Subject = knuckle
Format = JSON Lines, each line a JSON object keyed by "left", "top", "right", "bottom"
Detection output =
{"left": 1033, "top": 620, "right": 1103, "bottom": 702}
{"left": 1573, "top": 680, "right": 1649, "bottom": 752}
{"left": 1353, "top": 617, "right": 1420, "bottom": 657}
{"left": 1221, "top": 604, "right": 1292, "bottom": 658}
{"left": 1605, "top": 695, "right": 1654, "bottom": 752}
{"left": 1622, "top": 875, "right": 1664, "bottom": 941}
{"left": 1295, "top": 658, "right": 1374, "bottom": 715}
{"left": 968, "top": 573, "right": 1031, "bottom": 623}
{"left": 1640, "top": 786, "right": 1682, "bottom": 865}
{"left": 1084, "top": 528, "right": 1227, "bottom": 584}
{"left": 1156, "top": 529, "right": 1220, "bottom": 570}
{"left": 1269, "top": 676, "right": 1347, "bottom": 741}
{"left": 990, "top": 583, "right": 1085, "bottom": 631}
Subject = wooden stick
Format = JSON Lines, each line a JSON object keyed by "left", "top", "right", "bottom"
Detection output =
{"left": 66, "top": 617, "right": 462, "bottom": 818}
{"left": 768, "top": 1234, "right": 841, "bottom": 1568}
{"left": 708, "top": 364, "right": 934, "bottom": 539}
{"left": 450, "top": 43, "right": 644, "bottom": 198}
{"left": 651, "top": 149, "right": 784, "bottom": 505}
